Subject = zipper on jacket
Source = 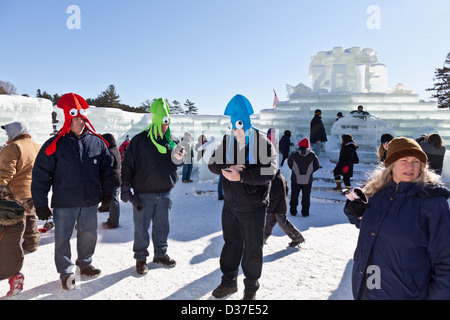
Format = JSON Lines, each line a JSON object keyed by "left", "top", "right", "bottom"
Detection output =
{"left": 389, "top": 183, "right": 399, "bottom": 201}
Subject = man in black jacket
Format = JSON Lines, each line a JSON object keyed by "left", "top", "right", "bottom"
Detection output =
{"left": 310, "top": 109, "right": 328, "bottom": 156}
{"left": 208, "top": 94, "right": 277, "bottom": 300}
{"left": 32, "top": 93, "right": 114, "bottom": 290}
{"left": 121, "top": 98, "right": 184, "bottom": 276}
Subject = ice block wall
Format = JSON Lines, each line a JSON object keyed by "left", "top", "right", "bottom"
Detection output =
{"left": 0, "top": 95, "right": 53, "bottom": 145}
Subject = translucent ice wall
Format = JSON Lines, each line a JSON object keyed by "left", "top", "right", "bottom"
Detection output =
{"left": 0, "top": 95, "right": 53, "bottom": 145}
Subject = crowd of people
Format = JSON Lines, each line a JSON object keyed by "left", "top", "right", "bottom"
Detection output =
{"left": 0, "top": 97, "right": 449, "bottom": 300}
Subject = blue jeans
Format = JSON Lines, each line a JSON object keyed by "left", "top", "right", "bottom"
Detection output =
{"left": 133, "top": 192, "right": 172, "bottom": 261}
{"left": 312, "top": 142, "right": 323, "bottom": 156}
{"left": 182, "top": 163, "right": 193, "bottom": 181}
{"left": 53, "top": 205, "right": 98, "bottom": 279}
{"left": 106, "top": 186, "right": 120, "bottom": 227}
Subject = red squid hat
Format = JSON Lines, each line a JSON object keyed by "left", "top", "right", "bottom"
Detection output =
{"left": 45, "top": 93, "right": 108, "bottom": 155}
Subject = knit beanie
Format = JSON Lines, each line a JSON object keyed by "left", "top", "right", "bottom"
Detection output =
{"left": 298, "top": 137, "right": 310, "bottom": 148}
{"left": 380, "top": 133, "right": 394, "bottom": 144}
{"left": 384, "top": 137, "right": 428, "bottom": 167}
{"left": 314, "top": 109, "right": 322, "bottom": 116}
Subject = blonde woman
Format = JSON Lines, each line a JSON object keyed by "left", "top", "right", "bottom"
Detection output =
{"left": 344, "top": 137, "right": 450, "bottom": 300}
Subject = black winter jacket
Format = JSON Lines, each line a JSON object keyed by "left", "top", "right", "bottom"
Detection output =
{"left": 334, "top": 142, "right": 359, "bottom": 177}
{"left": 31, "top": 130, "right": 114, "bottom": 208}
{"left": 121, "top": 130, "right": 182, "bottom": 194}
{"left": 101, "top": 133, "right": 122, "bottom": 187}
{"left": 208, "top": 130, "right": 277, "bottom": 211}
{"left": 267, "top": 169, "right": 288, "bottom": 214}
{"left": 310, "top": 115, "right": 328, "bottom": 143}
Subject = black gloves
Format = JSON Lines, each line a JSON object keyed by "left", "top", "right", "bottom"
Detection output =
{"left": 98, "top": 195, "right": 112, "bottom": 212}
{"left": 36, "top": 206, "right": 52, "bottom": 220}
{"left": 344, "top": 188, "right": 369, "bottom": 218}
{"left": 121, "top": 185, "right": 143, "bottom": 211}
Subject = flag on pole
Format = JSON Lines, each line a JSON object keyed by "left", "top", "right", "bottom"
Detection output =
{"left": 272, "top": 89, "right": 279, "bottom": 108}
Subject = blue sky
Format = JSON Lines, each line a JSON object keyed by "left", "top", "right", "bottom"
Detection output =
{"left": 1, "top": 0, "right": 449, "bottom": 114}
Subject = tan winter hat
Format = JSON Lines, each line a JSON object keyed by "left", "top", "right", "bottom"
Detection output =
{"left": 384, "top": 137, "right": 428, "bottom": 167}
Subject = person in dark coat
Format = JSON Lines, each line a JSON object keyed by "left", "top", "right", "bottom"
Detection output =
{"left": 31, "top": 93, "right": 114, "bottom": 290}
{"left": 288, "top": 137, "right": 320, "bottom": 217}
{"left": 208, "top": 94, "right": 277, "bottom": 300}
{"left": 99, "top": 133, "right": 122, "bottom": 229}
{"left": 279, "top": 130, "right": 293, "bottom": 167}
{"left": 419, "top": 133, "right": 446, "bottom": 175}
{"left": 264, "top": 169, "right": 305, "bottom": 247}
{"left": 310, "top": 109, "right": 327, "bottom": 156}
{"left": 333, "top": 134, "right": 359, "bottom": 191}
{"left": 121, "top": 98, "right": 184, "bottom": 276}
{"left": 344, "top": 137, "right": 450, "bottom": 300}
{"left": 377, "top": 133, "right": 394, "bottom": 163}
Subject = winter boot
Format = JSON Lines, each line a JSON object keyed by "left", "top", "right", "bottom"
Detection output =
{"left": 212, "top": 284, "right": 238, "bottom": 298}
{"left": 136, "top": 260, "right": 148, "bottom": 275}
{"left": 61, "top": 274, "right": 76, "bottom": 290}
{"left": 289, "top": 234, "right": 305, "bottom": 247}
{"left": 153, "top": 254, "right": 176, "bottom": 267}
{"left": 333, "top": 180, "right": 342, "bottom": 191}
{"left": 7, "top": 273, "right": 24, "bottom": 297}
{"left": 80, "top": 265, "right": 101, "bottom": 277}
{"left": 243, "top": 290, "right": 256, "bottom": 300}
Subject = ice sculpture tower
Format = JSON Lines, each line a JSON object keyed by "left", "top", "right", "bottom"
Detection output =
{"left": 309, "top": 47, "right": 387, "bottom": 94}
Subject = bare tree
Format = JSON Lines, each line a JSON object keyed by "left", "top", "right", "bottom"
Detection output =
{"left": 0, "top": 81, "right": 18, "bottom": 95}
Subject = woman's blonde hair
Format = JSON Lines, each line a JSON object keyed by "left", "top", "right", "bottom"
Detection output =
{"left": 362, "top": 161, "right": 443, "bottom": 198}
{"left": 376, "top": 144, "right": 385, "bottom": 162}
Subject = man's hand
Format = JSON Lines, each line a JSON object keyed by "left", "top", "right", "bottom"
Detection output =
{"left": 121, "top": 185, "right": 143, "bottom": 211}
{"left": 36, "top": 206, "right": 52, "bottom": 220}
{"left": 221, "top": 165, "right": 245, "bottom": 182}
{"left": 173, "top": 148, "right": 185, "bottom": 161}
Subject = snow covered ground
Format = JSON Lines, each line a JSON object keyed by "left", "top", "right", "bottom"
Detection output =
{"left": 1, "top": 158, "right": 376, "bottom": 301}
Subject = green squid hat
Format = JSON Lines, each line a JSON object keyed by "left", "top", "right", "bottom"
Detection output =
{"left": 143, "top": 98, "right": 177, "bottom": 154}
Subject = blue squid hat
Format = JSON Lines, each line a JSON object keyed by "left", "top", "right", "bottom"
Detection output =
{"left": 224, "top": 94, "right": 254, "bottom": 132}
{"left": 224, "top": 94, "right": 257, "bottom": 163}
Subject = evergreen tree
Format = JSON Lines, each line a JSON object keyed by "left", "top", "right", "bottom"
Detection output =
{"left": 184, "top": 99, "right": 198, "bottom": 115}
{"left": 170, "top": 100, "right": 184, "bottom": 114}
{"left": 36, "top": 89, "right": 52, "bottom": 101}
{"left": 52, "top": 93, "right": 61, "bottom": 105}
{"left": 96, "top": 84, "right": 121, "bottom": 108}
{"left": 427, "top": 52, "right": 450, "bottom": 108}
{"left": 140, "top": 99, "right": 154, "bottom": 112}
